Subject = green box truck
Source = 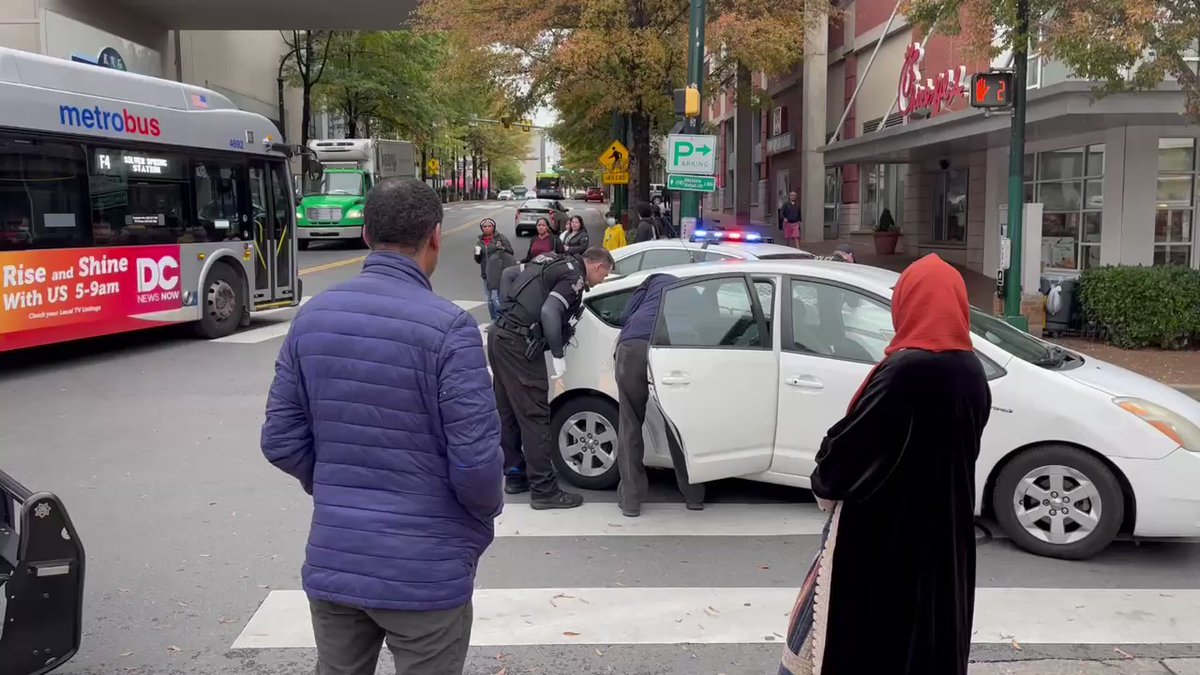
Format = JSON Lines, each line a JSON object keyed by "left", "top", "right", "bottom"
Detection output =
{"left": 297, "top": 138, "right": 417, "bottom": 249}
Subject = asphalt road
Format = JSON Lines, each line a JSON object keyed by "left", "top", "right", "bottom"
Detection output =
{"left": 2, "top": 199, "right": 1200, "bottom": 675}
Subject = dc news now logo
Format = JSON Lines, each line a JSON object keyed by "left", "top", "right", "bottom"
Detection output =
{"left": 136, "top": 256, "right": 180, "bottom": 303}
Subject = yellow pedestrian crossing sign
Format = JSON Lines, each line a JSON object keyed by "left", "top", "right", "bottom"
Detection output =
{"left": 602, "top": 170, "right": 630, "bottom": 185}
{"left": 599, "top": 140, "right": 631, "bottom": 171}
{"left": 427, "top": 158, "right": 440, "bottom": 175}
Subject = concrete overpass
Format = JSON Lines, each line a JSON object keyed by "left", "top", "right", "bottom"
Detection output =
{"left": 77, "top": 0, "right": 420, "bottom": 30}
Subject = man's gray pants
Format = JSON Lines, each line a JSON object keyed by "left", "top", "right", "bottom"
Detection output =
{"left": 615, "top": 339, "right": 706, "bottom": 510}
{"left": 310, "top": 599, "right": 472, "bottom": 675}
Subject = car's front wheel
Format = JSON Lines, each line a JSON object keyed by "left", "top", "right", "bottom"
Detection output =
{"left": 551, "top": 395, "right": 621, "bottom": 490}
{"left": 992, "top": 444, "right": 1125, "bottom": 560}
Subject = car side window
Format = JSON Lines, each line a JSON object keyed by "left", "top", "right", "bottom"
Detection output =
{"left": 638, "top": 248, "right": 693, "bottom": 271}
{"left": 716, "top": 277, "right": 775, "bottom": 344}
{"left": 655, "top": 277, "right": 764, "bottom": 349}
{"left": 614, "top": 252, "right": 644, "bottom": 276}
{"left": 585, "top": 289, "right": 636, "bottom": 327}
{"left": 788, "top": 278, "right": 892, "bottom": 363}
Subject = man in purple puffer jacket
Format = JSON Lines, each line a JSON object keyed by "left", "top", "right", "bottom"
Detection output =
{"left": 262, "top": 178, "right": 503, "bottom": 675}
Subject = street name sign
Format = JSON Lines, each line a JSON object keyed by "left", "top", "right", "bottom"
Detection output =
{"left": 599, "top": 140, "right": 631, "bottom": 171}
{"left": 667, "top": 134, "right": 717, "bottom": 175}
{"left": 667, "top": 173, "right": 716, "bottom": 192}
{"left": 603, "top": 170, "right": 630, "bottom": 185}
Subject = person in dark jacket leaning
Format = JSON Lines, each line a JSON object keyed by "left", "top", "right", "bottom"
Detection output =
{"left": 261, "top": 178, "right": 503, "bottom": 675}
{"left": 633, "top": 202, "right": 658, "bottom": 242}
{"left": 614, "top": 273, "right": 705, "bottom": 517}
{"left": 474, "top": 218, "right": 514, "bottom": 321}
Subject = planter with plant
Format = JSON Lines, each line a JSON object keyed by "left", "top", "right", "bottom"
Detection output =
{"left": 873, "top": 209, "right": 901, "bottom": 255}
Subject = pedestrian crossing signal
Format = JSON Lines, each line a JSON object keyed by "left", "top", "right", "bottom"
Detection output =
{"left": 970, "top": 71, "right": 1014, "bottom": 109}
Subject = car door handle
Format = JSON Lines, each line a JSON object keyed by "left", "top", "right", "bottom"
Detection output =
{"left": 660, "top": 373, "right": 690, "bottom": 385}
{"left": 785, "top": 375, "right": 824, "bottom": 390}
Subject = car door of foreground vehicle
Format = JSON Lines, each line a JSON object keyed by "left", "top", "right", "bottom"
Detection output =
{"left": 645, "top": 273, "right": 779, "bottom": 483}
{"left": 770, "top": 276, "right": 890, "bottom": 482}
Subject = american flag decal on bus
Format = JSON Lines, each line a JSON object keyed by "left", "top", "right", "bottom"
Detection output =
{"left": 191, "top": 94, "right": 209, "bottom": 109}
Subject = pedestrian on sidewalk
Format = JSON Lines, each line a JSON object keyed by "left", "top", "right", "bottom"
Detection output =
{"left": 633, "top": 203, "right": 658, "bottom": 243}
{"left": 474, "top": 217, "right": 514, "bottom": 321}
{"left": 523, "top": 217, "right": 564, "bottom": 262}
{"left": 560, "top": 215, "right": 590, "bottom": 254}
{"left": 614, "top": 273, "right": 705, "bottom": 517}
{"left": 780, "top": 253, "right": 991, "bottom": 675}
{"left": 261, "top": 178, "right": 503, "bottom": 675}
{"left": 779, "top": 190, "right": 802, "bottom": 249}
{"left": 602, "top": 212, "right": 627, "bottom": 251}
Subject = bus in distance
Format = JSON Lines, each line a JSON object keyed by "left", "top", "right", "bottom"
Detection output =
{"left": 535, "top": 172, "right": 564, "bottom": 199}
{"left": 0, "top": 47, "right": 303, "bottom": 353}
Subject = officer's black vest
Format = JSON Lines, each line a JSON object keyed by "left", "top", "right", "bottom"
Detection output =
{"left": 498, "top": 254, "right": 584, "bottom": 334}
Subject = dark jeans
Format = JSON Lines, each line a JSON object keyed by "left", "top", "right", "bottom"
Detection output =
{"left": 614, "top": 339, "right": 705, "bottom": 510}
{"left": 309, "top": 599, "right": 472, "bottom": 675}
{"left": 488, "top": 327, "right": 558, "bottom": 498}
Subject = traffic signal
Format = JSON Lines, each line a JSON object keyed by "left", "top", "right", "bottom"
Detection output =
{"left": 684, "top": 86, "right": 700, "bottom": 118}
{"left": 970, "top": 71, "right": 1015, "bottom": 109}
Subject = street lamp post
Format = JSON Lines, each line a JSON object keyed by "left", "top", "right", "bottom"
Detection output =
{"left": 1003, "top": 0, "right": 1031, "bottom": 330}
{"left": 678, "top": 0, "right": 707, "bottom": 231}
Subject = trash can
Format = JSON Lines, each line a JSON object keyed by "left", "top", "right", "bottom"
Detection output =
{"left": 1040, "top": 274, "right": 1078, "bottom": 336}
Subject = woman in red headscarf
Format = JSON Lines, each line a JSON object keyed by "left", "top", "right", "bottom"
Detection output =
{"left": 780, "top": 254, "right": 992, "bottom": 675}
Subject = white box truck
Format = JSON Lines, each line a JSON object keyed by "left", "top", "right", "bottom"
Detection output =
{"left": 297, "top": 139, "right": 418, "bottom": 248}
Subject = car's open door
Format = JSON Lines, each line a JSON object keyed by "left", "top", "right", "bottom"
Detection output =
{"left": 645, "top": 274, "right": 779, "bottom": 483}
{"left": 0, "top": 469, "right": 85, "bottom": 675}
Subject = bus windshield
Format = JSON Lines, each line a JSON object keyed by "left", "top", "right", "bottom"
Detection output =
{"left": 309, "top": 172, "right": 364, "bottom": 197}
{"left": 535, "top": 174, "right": 562, "bottom": 196}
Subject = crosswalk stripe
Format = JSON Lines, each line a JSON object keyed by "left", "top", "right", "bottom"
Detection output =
{"left": 496, "top": 502, "right": 826, "bottom": 537}
{"left": 232, "top": 587, "right": 1200, "bottom": 649}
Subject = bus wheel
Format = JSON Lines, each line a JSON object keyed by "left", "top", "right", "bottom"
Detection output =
{"left": 195, "top": 263, "right": 243, "bottom": 339}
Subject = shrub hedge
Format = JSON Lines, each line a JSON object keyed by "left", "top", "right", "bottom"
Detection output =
{"left": 1078, "top": 265, "right": 1200, "bottom": 349}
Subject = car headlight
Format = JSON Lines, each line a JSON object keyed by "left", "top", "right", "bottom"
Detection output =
{"left": 1115, "top": 397, "right": 1200, "bottom": 452}
{"left": 345, "top": 207, "right": 363, "bottom": 220}
{"left": 296, "top": 206, "right": 304, "bottom": 218}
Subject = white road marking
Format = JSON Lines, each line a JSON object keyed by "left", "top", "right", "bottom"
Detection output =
{"left": 214, "top": 300, "right": 487, "bottom": 345}
{"left": 232, "top": 587, "right": 1200, "bottom": 649}
{"left": 495, "top": 502, "right": 826, "bottom": 538}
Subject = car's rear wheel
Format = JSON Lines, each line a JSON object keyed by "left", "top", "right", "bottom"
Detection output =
{"left": 992, "top": 444, "right": 1124, "bottom": 560}
{"left": 552, "top": 395, "right": 620, "bottom": 490}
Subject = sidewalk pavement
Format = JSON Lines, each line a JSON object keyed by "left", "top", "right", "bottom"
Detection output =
{"left": 971, "top": 658, "right": 1200, "bottom": 674}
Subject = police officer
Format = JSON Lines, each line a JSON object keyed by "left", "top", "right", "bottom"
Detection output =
{"left": 489, "top": 247, "right": 615, "bottom": 509}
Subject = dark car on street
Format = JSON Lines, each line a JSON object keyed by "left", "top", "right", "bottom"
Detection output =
{"left": 515, "top": 198, "right": 569, "bottom": 236}
{"left": 585, "top": 186, "right": 605, "bottom": 203}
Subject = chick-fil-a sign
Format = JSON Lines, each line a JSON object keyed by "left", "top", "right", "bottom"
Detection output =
{"left": 897, "top": 42, "right": 968, "bottom": 117}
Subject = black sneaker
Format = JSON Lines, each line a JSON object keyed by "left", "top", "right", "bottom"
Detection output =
{"left": 504, "top": 475, "right": 530, "bottom": 495}
{"left": 530, "top": 490, "right": 584, "bottom": 510}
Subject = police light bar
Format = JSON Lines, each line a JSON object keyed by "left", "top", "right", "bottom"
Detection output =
{"left": 689, "top": 229, "right": 771, "bottom": 243}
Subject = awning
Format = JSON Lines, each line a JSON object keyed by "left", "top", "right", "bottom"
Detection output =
{"left": 106, "top": 0, "right": 418, "bottom": 29}
{"left": 820, "top": 82, "right": 1191, "bottom": 166}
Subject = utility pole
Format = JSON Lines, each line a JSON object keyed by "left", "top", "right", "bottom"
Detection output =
{"left": 1003, "top": 0, "right": 1030, "bottom": 330}
{"left": 611, "top": 112, "right": 628, "bottom": 223}
{"left": 678, "top": 0, "right": 707, "bottom": 232}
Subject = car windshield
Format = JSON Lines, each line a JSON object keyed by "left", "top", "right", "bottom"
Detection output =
{"left": 307, "top": 172, "right": 363, "bottom": 196}
{"left": 969, "top": 308, "right": 1068, "bottom": 367}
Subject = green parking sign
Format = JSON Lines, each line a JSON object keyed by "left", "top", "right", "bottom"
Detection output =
{"left": 667, "top": 134, "right": 717, "bottom": 175}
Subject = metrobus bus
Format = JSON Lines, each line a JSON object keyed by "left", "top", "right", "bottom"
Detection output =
{"left": 534, "top": 171, "right": 564, "bottom": 199}
{"left": 0, "top": 47, "right": 303, "bottom": 352}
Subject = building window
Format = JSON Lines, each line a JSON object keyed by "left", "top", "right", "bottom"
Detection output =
{"left": 1024, "top": 144, "right": 1105, "bottom": 270}
{"left": 1154, "top": 138, "right": 1198, "bottom": 267}
{"left": 860, "top": 164, "right": 900, "bottom": 233}
{"left": 824, "top": 167, "right": 840, "bottom": 228}
{"left": 931, "top": 168, "right": 968, "bottom": 243}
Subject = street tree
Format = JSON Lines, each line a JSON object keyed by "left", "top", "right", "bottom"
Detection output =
{"left": 420, "top": 0, "right": 827, "bottom": 203}
{"left": 279, "top": 30, "right": 334, "bottom": 172}
{"left": 315, "top": 31, "right": 447, "bottom": 139}
{"left": 492, "top": 160, "right": 525, "bottom": 190}
{"left": 905, "top": 0, "right": 1200, "bottom": 121}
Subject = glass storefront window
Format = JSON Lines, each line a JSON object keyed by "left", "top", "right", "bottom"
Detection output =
{"left": 931, "top": 168, "right": 967, "bottom": 243}
{"left": 1028, "top": 144, "right": 1105, "bottom": 270}
{"left": 1155, "top": 138, "right": 1198, "bottom": 267}
{"left": 859, "top": 164, "right": 900, "bottom": 233}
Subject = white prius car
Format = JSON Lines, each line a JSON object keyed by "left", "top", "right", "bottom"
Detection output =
{"left": 550, "top": 259, "right": 1200, "bottom": 560}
